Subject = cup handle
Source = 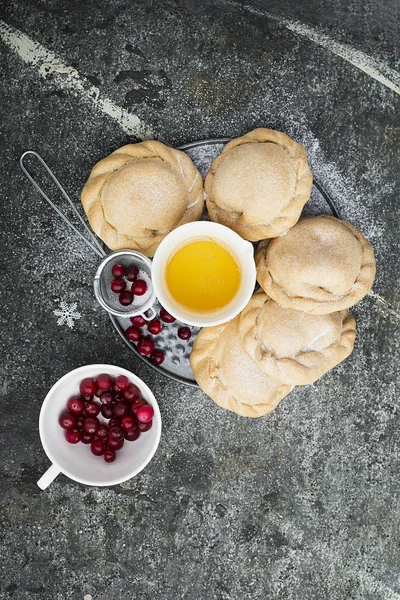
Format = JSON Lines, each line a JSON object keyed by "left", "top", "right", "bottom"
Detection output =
{"left": 37, "top": 463, "right": 60, "bottom": 490}
{"left": 142, "top": 306, "right": 157, "bottom": 321}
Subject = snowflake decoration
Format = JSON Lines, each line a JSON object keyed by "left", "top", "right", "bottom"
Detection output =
{"left": 53, "top": 300, "right": 82, "bottom": 329}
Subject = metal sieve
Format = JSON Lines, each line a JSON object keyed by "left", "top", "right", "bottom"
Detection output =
{"left": 20, "top": 151, "right": 157, "bottom": 320}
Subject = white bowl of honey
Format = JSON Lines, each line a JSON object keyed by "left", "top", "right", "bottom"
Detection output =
{"left": 152, "top": 222, "right": 256, "bottom": 327}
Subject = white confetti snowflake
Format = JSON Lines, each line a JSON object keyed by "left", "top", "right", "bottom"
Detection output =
{"left": 53, "top": 300, "right": 82, "bottom": 329}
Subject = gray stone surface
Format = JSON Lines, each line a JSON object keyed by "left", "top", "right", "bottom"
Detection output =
{"left": 0, "top": 1, "right": 399, "bottom": 599}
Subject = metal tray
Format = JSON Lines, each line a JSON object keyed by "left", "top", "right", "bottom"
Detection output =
{"left": 110, "top": 138, "right": 339, "bottom": 387}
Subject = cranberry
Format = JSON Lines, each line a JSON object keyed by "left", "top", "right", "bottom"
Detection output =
{"left": 97, "top": 373, "right": 113, "bottom": 392}
{"left": 131, "top": 279, "right": 147, "bottom": 295}
{"left": 138, "top": 337, "right": 154, "bottom": 356}
{"left": 67, "top": 396, "right": 85, "bottom": 415}
{"left": 150, "top": 349, "right": 165, "bottom": 365}
{"left": 83, "top": 417, "right": 99, "bottom": 434}
{"left": 104, "top": 449, "right": 116, "bottom": 463}
{"left": 100, "top": 391, "right": 113, "bottom": 405}
{"left": 126, "top": 326, "right": 142, "bottom": 343}
{"left": 108, "top": 417, "right": 121, "bottom": 429}
{"left": 160, "top": 308, "right": 176, "bottom": 323}
{"left": 124, "top": 383, "right": 140, "bottom": 402}
{"left": 65, "top": 429, "right": 81, "bottom": 444}
{"left": 101, "top": 404, "right": 113, "bottom": 419}
{"left": 131, "top": 400, "right": 147, "bottom": 414}
{"left": 121, "top": 415, "right": 137, "bottom": 432}
{"left": 115, "top": 375, "right": 129, "bottom": 391}
{"left": 119, "top": 291, "right": 133, "bottom": 306}
{"left": 178, "top": 327, "right": 191, "bottom": 340}
{"left": 126, "top": 264, "right": 139, "bottom": 282}
{"left": 130, "top": 315, "right": 146, "bottom": 327}
{"left": 80, "top": 378, "right": 97, "bottom": 397}
{"left": 107, "top": 437, "right": 124, "bottom": 451}
{"left": 108, "top": 426, "right": 124, "bottom": 441}
{"left": 91, "top": 439, "right": 105, "bottom": 456}
{"left": 113, "top": 400, "right": 129, "bottom": 418}
{"left": 138, "top": 420, "right": 153, "bottom": 432}
{"left": 96, "top": 424, "right": 109, "bottom": 440}
{"left": 125, "top": 428, "right": 140, "bottom": 441}
{"left": 147, "top": 319, "right": 162, "bottom": 335}
{"left": 59, "top": 412, "right": 77, "bottom": 430}
{"left": 112, "top": 263, "right": 125, "bottom": 278}
{"left": 136, "top": 405, "right": 154, "bottom": 423}
{"left": 76, "top": 417, "right": 84, "bottom": 430}
{"left": 81, "top": 432, "right": 94, "bottom": 444}
{"left": 85, "top": 401, "right": 100, "bottom": 416}
{"left": 111, "top": 278, "right": 126, "bottom": 293}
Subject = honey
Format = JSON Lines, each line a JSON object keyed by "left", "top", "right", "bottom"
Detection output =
{"left": 165, "top": 238, "right": 241, "bottom": 311}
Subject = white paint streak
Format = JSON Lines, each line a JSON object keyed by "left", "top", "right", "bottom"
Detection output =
{"left": 0, "top": 20, "right": 153, "bottom": 138}
{"left": 223, "top": 0, "right": 400, "bottom": 95}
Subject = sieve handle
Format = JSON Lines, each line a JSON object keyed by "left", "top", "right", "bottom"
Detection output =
{"left": 20, "top": 150, "right": 106, "bottom": 259}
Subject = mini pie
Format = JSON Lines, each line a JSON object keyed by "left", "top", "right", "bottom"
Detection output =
{"left": 239, "top": 290, "right": 356, "bottom": 385}
{"left": 256, "top": 215, "right": 376, "bottom": 314}
{"left": 190, "top": 316, "right": 293, "bottom": 418}
{"left": 204, "top": 128, "right": 313, "bottom": 241}
{"left": 81, "top": 141, "right": 204, "bottom": 256}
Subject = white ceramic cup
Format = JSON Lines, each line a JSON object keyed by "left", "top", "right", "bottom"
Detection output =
{"left": 37, "top": 364, "right": 161, "bottom": 490}
{"left": 152, "top": 222, "right": 256, "bottom": 327}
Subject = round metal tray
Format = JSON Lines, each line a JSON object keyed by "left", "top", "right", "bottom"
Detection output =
{"left": 110, "top": 138, "right": 339, "bottom": 387}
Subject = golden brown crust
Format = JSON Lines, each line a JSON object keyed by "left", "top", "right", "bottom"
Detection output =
{"left": 256, "top": 215, "right": 376, "bottom": 314}
{"left": 81, "top": 141, "right": 204, "bottom": 256}
{"left": 204, "top": 128, "right": 313, "bottom": 241}
{"left": 239, "top": 290, "right": 356, "bottom": 385}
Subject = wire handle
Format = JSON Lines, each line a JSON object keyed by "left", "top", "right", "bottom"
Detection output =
{"left": 20, "top": 150, "right": 106, "bottom": 259}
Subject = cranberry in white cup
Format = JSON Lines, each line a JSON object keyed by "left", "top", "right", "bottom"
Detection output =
{"left": 37, "top": 365, "right": 161, "bottom": 489}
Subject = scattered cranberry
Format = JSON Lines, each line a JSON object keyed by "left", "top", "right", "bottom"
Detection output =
{"left": 178, "top": 327, "right": 191, "bottom": 340}
{"left": 111, "top": 278, "right": 126, "bottom": 293}
{"left": 138, "top": 337, "right": 154, "bottom": 356}
{"left": 101, "top": 404, "right": 114, "bottom": 419}
{"left": 112, "top": 264, "right": 125, "bottom": 278}
{"left": 107, "top": 437, "right": 124, "bottom": 451}
{"left": 150, "top": 349, "right": 165, "bottom": 365}
{"left": 108, "top": 426, "right": 124, "bottom": 442}
{"left": 80, "top": 378, "right": 97, "bottom": 398}
{"left": 83, "top": 417, "right": 99, "bottom": 434}
{"left": 97, "top": 374, "right": 113, "bottom": 392}
{"left": 91, "top": 439, "right": 105, "bottom": 456}
{"left": 59, "top": 412, "right": 77, "bottom": 430}
{"left": 125, "top": 429, "right": 140, "bottom": 441}
{"left": 85, "top": 401, "right": 100, "bottom": 417}
{"left": 67, "top": 396, "right": 85, "bottom": 415}
{"left": 138, "top": 420, "right": 153, "bottom": 432}
{"left": 96, "top": 424, "right": 109, "bottom": 440}
{"left": 81, "top": 432, "right": 94, "bottom": 444}
{"left": 130, "top": 315, "right": 146, "bottom": 327}
{"left": 121, "top": 415, "right": 137, "bottom": 432}
{"left": 131, "top": 279, "right": 147, "bottom": 295}
{"left": 124, "top": 383, "right": 140, "bottom": 402}
{"left": 147, "top": 319, "right": 162, "bottom": 335}
{"left": 104, "top": 449, "right": 116, "bottom": 463}
{"left": 115, "top": 375, "right": 129, "bottom": 391}
{"left": 65, "top": 430, "right": 81, "bottom": 444}
{"left": 119, "top": 291, "right": 133, "bottom": 306}
{"left": 126, "top": 264, "right": 139, "bottom": 282}
{"left": 126, "top": 326, "right": 142, "bottom": 343}
{"left": 100, "top": 391, "right": 113, "bottom": 405}
{"left": 136, "top": 405, "right": 154, "bottom": 423}
{"left": 160, "top": 308, "right": 176, "bottom": 323}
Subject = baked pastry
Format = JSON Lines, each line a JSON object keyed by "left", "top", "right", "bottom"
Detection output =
{"left": 190, "top": 316, "right": 293, "bottom": 418}
{"left": 256, "top": 215, "right": 376, "bottom": 314}
{"left": 81, "top": 141, "right": 204, "bottom": 256}
{"left": 239, "top": 290, "right": 356, "bottom": 385}
{"left": 204, "top": 128, "right": 313, "bottom": 241}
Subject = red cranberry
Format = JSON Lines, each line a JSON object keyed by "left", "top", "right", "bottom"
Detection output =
{"left": 131, "top": 279, "right": 147, "bottom": 295}
{"left": 59, "top": 412, "right": 77, "bottom": 430}
{"left": 138, "top": 420, "right": 153, "bottom": 432}
{"left": 131, "top": 400, "right": 147, "bottom": 414}
{"left": 80, "top": 378, "right": 97, "bottom": 397}
{"left": 108, "top": 417, "right": 121, "bottom": 429}
{"left": 96, "top": 424, "right": 109, "bottom": 440}
{"left": 124, "top": 429, "right": 140, "bottom": 441}
{"left": 108, "top": 426, "right": 124, "bottom": 441}
{"left": 76, "top": 417, "right": 84, "bottom": 430}
{"left": 67, "top": 396, "right": 85, "bottom": 415}
{"left": 125, "top": 326, "right": 142, "bottom": 343}
{"left": 130, "top": 315, "right": 146, "bottom": 327}
{"left": 147, "top": 319, "right": 162, "bottom": 335}
{"left": 160, "top": 308, "right": 176, "bottom": 323}
{"left": 101, "top": 404, "right": 114, "bottom": 419}
{"left": 113, "top": 400, "right": 129, "bottom": 418}
{"left": 136, "top": 405, "right": 154, "bottom": 423}
{"left": 104, "top": 449, "right": 116, "bottom": 463}
{"left": 112, "top": 263, "right": 125, "bottom": 278}
{"left": 150, "top": 349, "right": 165, "bottom": 365}
{"left": 91, "top": 439, "right": 105, "bottom": 456}
{"left": 119, "top": 291, "right": 133, "bottom": 306}
{"left": 107, "top": 437, "right": 124, "bottom": 451}
{"left": 124, "top": 383, "right": 140, "bottom": 402}
{"left": 85, "top": 401, "right": 100, "bottom": 417}
{"left": 97, "top": 373, "right": 113, "bottom": 392}
{"left": 115, "top": 375, "right": 129, "bottom": 391}
{"left": 138, "top": 337, "right": 154, "bottom": 355}
{"left": 126, "top": 264, "right": 139, "bottom": 282}
{"left": 111, "top": 278, "right": 126, "bottom": 293}
{"left": 83, "top": 417, "right": 99, "bottom": 434}
{"left": 100, "top": 391, "right": 113, "bottom": 405}
{"left": 121, "top": 415, "right": 137, "bottom": 432}
{"left": 81, "top": 432, "right": 94, "bottom": 444}
{"left": 178, "top": 327, "right": 191, "bottom": 340}
{"left": 65, "top": 429, "right": 81, "bottom": 444}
